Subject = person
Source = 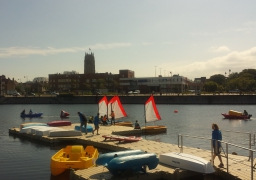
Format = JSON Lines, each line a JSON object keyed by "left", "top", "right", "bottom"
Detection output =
{"left": 243, "top": 110, "right": 248, "bottom": 116}
{"left": 21, "top": 109, "right": 25, "bottom": 115}
{"left": 78, "top": 112, "right": 88, "bottom": 134}
{"left": 88, "top": 116, "right": 93, "bottom": 123}
{"left": 102, "top": 114, "right": 108, "bottom": 126}
{"left": 134, "top": 120, "right": 141, "bottom": 130}
{"left": 60, "top": 110, "right": 65, "bottom": 117}
{"left": 110, "top": 110, "right": 115, "bottom": 125}
{"left": 211, "top": 123, "right": 224, "bottom": 168}
{"left": 93, "top": 113, "right": 100, "bottom": 135}
{"left": 29, "top": 109, "right": 33, "bottom": 114}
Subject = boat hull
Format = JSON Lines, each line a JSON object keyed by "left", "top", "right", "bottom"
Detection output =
{"left": 106, "top": 153, "right": 159, "bottom": 176}
{"left": 47, "top": 120, "right": 72, "bottom": 127}
{"left": 20, "top": 113, "right": 43, "bottom": 118}
{"left": 96, "top": 149, "right": 145, "bottom": 166}
{"left": 74, "top": 125, "right": 93, "bottom": 133}
{"left": 221, "top": 113, "right": 251, "bottom": 119}
{"left": 141, "top": 125, "right": 167, "bottom": 134}
{"left": 159, "top": 152, "right": 215, "bottom": 174}
{"left": 115, "top": 121, "right": 133, "bottom": 127}
{"left": 51, "top": 145, "right": 99, "bottom": 176}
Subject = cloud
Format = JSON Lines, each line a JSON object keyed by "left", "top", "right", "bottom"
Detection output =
{"left": 159, "top": 47, "right": 256, "bottom": 79}
{"left": 0, "top": 43, "right": 131, "bottom": 58}
{"left": 209, "top": 46, "right": 230, "bottom": 53}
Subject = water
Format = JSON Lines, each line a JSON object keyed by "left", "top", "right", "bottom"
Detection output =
{"left": 0, "top": 104, "right": 256, "bottom": 180}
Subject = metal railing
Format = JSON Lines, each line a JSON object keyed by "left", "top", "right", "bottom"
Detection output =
{"left": 178, "top": 134, "right": 256, "bottom": 180}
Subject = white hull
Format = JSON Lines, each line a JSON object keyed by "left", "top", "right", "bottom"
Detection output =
{"left": 20, "top": 126, "right": 64, "bottom": 136}
{"left": 48, "top": 130, "right": 82, "bottom": 137}
{"left": 159, "top": 152, "right": 215, "bottom": 174}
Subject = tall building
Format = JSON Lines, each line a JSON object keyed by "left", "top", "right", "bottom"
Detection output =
{"left": 84, "top": 52, "right": 95, "bottom": 74}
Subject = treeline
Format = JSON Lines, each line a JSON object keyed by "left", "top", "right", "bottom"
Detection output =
{"left": 203, "top": 69, "right": 256, "bottom": 92}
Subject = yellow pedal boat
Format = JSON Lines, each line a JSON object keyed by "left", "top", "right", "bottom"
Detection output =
{"left": 50, "top": 145, "right": 99, "bottom": 176}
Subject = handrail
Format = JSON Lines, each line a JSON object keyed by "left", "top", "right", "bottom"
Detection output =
{"left": 178, "top": 134, "right": 256, "bottom": 180}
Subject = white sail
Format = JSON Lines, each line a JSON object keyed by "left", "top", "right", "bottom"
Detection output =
{"left": 108, "top": 96, "right": 127, "bottom": 119}
{"left": 98, "top": 96, "right": 108, "bottom": 117}
{"left": 145, "top": 95, "right": 161, "bottom": 123}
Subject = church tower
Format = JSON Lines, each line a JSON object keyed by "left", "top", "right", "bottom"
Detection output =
{"left": 84, "top": 52, "right": 95, "bottom": 74}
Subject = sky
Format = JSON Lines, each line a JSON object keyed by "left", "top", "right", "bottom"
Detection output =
{"left": 1, "top": 0, "right": 256, "bottom": 82}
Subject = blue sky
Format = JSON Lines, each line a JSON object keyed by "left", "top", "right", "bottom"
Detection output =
{"left": 1, "top": 0, "right": 256, "bottom": 82}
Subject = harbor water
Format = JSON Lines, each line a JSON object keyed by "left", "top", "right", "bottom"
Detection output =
{"left": 1, "top": 104, "right": 256, "bottom": 180}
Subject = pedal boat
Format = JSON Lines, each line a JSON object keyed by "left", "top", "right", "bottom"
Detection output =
{"left": 50, "top": 145, "right": 99, "bottom": 176}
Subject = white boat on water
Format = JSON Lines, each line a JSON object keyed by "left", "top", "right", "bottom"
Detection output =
{"left": 159, "top": 152, "right": 215, "bottom": 174}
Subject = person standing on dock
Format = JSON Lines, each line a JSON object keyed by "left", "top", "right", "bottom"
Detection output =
{"left": 78, "top": 112, "right": 87, "bottom": 134}
{"left": 110, "top": 110, "right": 115, "bottom": 125}
{"left": 93, "top": 113, "right": 100, "bottom": 135}
{"left": 211, "top": 123, "right": 224, "bottom": 168}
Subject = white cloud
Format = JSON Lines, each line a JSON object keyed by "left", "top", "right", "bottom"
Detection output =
{"left": 0, "top": 43, "right": 131, "bottom": 58}
{"left": 209, "top": 46, "right": 230, "bottom": 53}
{"left": 158, "top": 47, "right": 256, "bottom": 79}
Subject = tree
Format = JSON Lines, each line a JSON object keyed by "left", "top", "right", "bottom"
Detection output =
{"left": 209, "top": 74, "right": 226, "bottom": 85}
{"left": 203, "top": 81, "right": 218, "bottom": 92}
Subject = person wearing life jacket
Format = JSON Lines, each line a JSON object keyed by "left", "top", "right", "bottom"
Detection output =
{"left": 134, "top": 120, "right": 141, "bottom": 130}
{"left": 110, "top": 111, "right": 115, "bottom": 125}
{"left": 102, "top": 115, "right": 108, "bottom": 125}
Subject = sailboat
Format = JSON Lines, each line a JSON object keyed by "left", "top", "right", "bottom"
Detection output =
{"left": 142, "top": 95, "right": 167, "bottom": 134}
{"left": 98, "top": 96, "right": 131, "bottom": 126}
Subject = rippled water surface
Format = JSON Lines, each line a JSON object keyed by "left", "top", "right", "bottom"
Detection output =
{"left": 1, "top": 104, "right": 256, "bottom": 180}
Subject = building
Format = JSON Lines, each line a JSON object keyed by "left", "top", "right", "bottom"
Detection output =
{"left": 119, "top": 74, "right": 194, "bottom": 94}
{"left": 84, "top": 52, "right": 95, "bottom": 74}
{"left": 0, "top": 75, "right": 16, "bottom": 95}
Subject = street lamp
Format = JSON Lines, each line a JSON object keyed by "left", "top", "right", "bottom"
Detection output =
{"left": 170, "top": 72, "right": 172, "bottom": 94}
{"left": 160, "top": 68, "right": 162, "bottom": 76}
{"left": 154, "top": 66, "right": 157, "bottom": 77}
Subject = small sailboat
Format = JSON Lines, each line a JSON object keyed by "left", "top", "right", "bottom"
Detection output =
{"left": 142, "top": 95, "right": 167, "bottom": 134}
{"left": 98, "top": 96, "right": 130, "bottom": 125}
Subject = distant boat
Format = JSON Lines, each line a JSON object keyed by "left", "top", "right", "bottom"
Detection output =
{"left": 142, "top": 95, "right": 167, "bottom": 134}
{"left": 60, "top": 110, "right": 70, "bottom": 118}
{"left": 159, "top": 152, "right": 215, "bottom": 174}
{"left": 51, "top": 145, "right": 99, "bottom": 176}
{"left": 20, "top": 112, "right": 43, "bottom": 118}
{"left": 221, "top": 110, "right": 252, "bottom": 119}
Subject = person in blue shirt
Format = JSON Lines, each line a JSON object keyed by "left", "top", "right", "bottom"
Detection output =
{"left": 93, "top": 113, "right": 100, "bottom": 135}
{"left": 212, "top": 123, "right": 224, "bottom": 168}
{"left": 78, "top": 112, "right": 88, "bottom": 134}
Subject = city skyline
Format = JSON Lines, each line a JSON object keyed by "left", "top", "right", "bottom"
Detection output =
{"left": 1, "top": 1, "right": 256, "bottom": 82}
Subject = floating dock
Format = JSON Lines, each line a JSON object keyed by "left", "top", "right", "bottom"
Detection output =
{"left": 9, "top": 124, "right": 254, "bottom": 180}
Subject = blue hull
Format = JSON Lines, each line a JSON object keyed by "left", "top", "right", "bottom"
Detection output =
{"left": 20, "top": 113, "right": 43, "bottom": 118}
{"left": 106, "top": 153, "right": 159, "bottom": 176}
{"left": 74, "top": 125, "right": 93, "bottom": 132}
{"left": 96, "top": 150, "right": 145, "bottom": 166}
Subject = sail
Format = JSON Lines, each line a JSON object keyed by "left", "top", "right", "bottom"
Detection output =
{"left": 145, "top": 95, "right": 161, "bottom": 123}
{"left": 98, "top": 96, "right": 108, "bottom": 117}
{"left": 108, "top": 96, "right": 127, "bottom": 119}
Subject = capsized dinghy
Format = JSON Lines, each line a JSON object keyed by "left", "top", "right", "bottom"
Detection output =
{"left": 159, "top": 152, "right": 215, "bottom": 174}
{"left": 106, "top": 153, "right": 159, "bottom": 176}
{"left": 51, "top": 145, "right": 99, "bottom": 176}
{"left": 96, "top": 149, "right": 145, "bottom": 166}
